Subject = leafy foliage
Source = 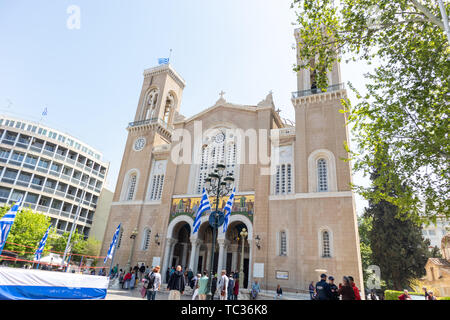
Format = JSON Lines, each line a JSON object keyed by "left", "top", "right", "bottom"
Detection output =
{"left": 0, "top": 205, "right": 51, "bottom": 259}
{"left": 292, "top": 0, "right": 450, "bottom": 223}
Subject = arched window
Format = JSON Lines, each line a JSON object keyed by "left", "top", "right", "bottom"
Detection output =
{"left": 317, "top": 158, "right": 328, "bottom": 192}
{"left": 196, "top": 130, "right": 237, "bottom": 194}
{"left": 126, "top": 173, "right": 137, "bottom": 200}
{"left": 280, "top": 231, "right": 287, "bottom": 256}
{"left": 142, "top": 228, "right": 151, "bottom": 250}
{"left": 322, "top": 230, "right": 331, "bottom": 258}
{"left": 162, "top": 92, "right": 175, "bottom": 124}
{"left": 147, "top": 160, "right": 167, "bottom": 201}
{"left": 143, "top": 88, "right": 159, "bottom": 120}
{"left": 117, "top": 228, "right": 124, "bottom": 248}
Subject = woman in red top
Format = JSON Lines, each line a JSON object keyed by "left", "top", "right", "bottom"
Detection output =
{"left": 398, "top": 290, "right": 412, "bottom": 300}
{"left": 123, "top": 270, "right": 132, "bottom": 290}
{"left": 233, "top": 278, "right": 239, "bottom": 300}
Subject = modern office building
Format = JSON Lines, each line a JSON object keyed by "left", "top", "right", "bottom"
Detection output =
{"left": 0, "top": 115, "right": 109, "bottom": 238}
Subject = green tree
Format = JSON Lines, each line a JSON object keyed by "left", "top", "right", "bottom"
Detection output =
{"left": 47, "top": 230, "right": 87, "bottom": 263}
{"left": 292, "top": 0, "right": 450, "bottom": 223}
{"left": 364, "top": 153, "right": 430, "bottom": 290}
{"left": 0, "top": 205, "right": 51, "bottom": 260}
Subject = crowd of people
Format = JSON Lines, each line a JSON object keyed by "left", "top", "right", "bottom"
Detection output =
{"left": 310, "top": 274, "right": 363, "bottom": 300}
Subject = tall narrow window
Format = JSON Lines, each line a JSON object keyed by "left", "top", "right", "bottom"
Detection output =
{"left": 117, "top": 229, "right": 124, "bottom": 248}
{"left": 127, "top": 174, "right": 137, "bottom": 200}
{"left": 280, "top": 231, "right": 287, "bottom": 256}
{"left": 163, "top": 93, "right": 175, "bottom": 124}
{"left": 147, "top": 160, "right": 166, "bottom": 201}
{"left": 274, "top": 164, "right": 293, "bottom": 195}
{"left": 142, "top": 228, "right": 151, "bottom": 250}
{"left": 317, "top": 158, "right": 328, "bottom": 192}
{"left": 143, "top": 89, "right": 159, "bottom": 120}
{"left": 322, "top": 230, "right": 331, "bottom": 257}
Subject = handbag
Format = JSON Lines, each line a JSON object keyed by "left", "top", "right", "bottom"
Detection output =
{"left": 140, "top": 286, "right": 147, "bottom": 298}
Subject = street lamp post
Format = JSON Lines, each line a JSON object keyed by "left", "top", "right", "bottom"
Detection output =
{"left": 239, "top": 228, "right": 248, "bottom": 293}
{"left": 204, "top": 162, "right": 234, "bottom": 300}
{"left": 126, "top": 228, "right": 138, "bottom": 272}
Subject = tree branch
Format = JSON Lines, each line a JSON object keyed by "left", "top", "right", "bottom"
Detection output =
{"left": 409, "top": 0, "right": 445, "bottom": 30}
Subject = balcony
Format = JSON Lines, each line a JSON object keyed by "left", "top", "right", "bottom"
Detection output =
{"left": 128, "top": 118, "right": 173, "bottom": 141}
{"left": 2, "top": 138, "right": 16, "bottom": 145}
{"left": 292, "top": 83, "right": 345, "bottom": 99}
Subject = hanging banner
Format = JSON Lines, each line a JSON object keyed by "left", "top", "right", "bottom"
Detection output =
{"left": 0, "top": 267, "right": 109, "bottom": 300}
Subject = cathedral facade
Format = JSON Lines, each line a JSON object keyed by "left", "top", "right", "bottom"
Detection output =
{"left": 100, "top": 30, "right": 364, "bottom": 295}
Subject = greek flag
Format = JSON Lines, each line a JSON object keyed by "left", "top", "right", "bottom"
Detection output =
{"left": 158, "top": 58, "right": 169, "bottom": 65}
{"left": 193, "top": 189, "right": 211, "bottom": 234}
{"left": 42, "top": 107, "right": 48, "bottom": 116}
{"left": 0, "top": 197, "right": 23, "bottom": 255}
{"left": 222, "top": 188, "right": 236, "bottom": 233}
{"left": 104, "top": 224, "right": 121, "bottom": 263}
{"left": 34, "top": 224, "right": 52, "bottom": 261}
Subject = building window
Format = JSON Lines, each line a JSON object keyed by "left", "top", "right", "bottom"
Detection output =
{"left": 142, "top": 228, "right": 151, "bottom": 250}
{"left": 196, "top": 131, "right": 237, "bottom": 194}
{"left": 143, "top": 88, "right": 159, "bottom": 120}
{"left": 275, "top": 164, "right": 292, "bottom": 195}
{"left": 117, "top": 229, "right": 124, "bottom": 248}
{"left": 322, "top": 230, "right": 331, "bottom": 258}
{"left": 317, "top": 158, "right": 328, "bottom": 192}
{"left": 280, "top": 231, "right": 287, "bottom": 256}
{"left": 149, "top": 174, "right": 164, "bottom": 201}
{"left": 127, "top": 173, "right": 137, "bottom": 201}
{"left": 147, "top": 160, "right": 166, "bottom": 201}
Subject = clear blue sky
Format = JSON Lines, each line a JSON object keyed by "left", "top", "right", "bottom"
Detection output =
{"left": 0, "top": 0, "right": 369, "bottom": 214}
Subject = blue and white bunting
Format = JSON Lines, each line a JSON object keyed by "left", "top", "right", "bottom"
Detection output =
{"left": 193, "top": 189, "right": 211, "bottom": 234}
{"left": 104, "top": 224, "right": 121, "bottom": 264}
{"left": 34, "top": 224, "right": 52, "bottom": 261}
{"left": 222, "top": 188, "right": 236, "bottom": 233}
{"left": 0, "top": 197, "right": 23, "bottom": 255}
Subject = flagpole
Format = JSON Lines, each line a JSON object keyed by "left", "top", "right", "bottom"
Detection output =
{"left": 61, "top": 187, "right": 87, "bottom": 272}
{"left": 107, "top": 224, "right": 121, "bottom": 278}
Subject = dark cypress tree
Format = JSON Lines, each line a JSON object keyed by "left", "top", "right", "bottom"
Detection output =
{"left": 364, "top": 151, "right": 430, "bottom": 290}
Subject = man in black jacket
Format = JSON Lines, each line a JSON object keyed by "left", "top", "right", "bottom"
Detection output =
{"left": 167, "top": 265, "right": 185, "bottom": 300}
{"left": 315, "top": 274, "right": 333, "bottom": 300}
{"left": 328, "top": 276, "right": 339, "bottom": 300}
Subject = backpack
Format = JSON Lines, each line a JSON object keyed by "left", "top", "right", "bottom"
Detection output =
{"left": 145, "top": 272, "right": 156, "bottom": 290}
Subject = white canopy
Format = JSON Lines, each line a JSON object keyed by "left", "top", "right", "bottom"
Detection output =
{"left": 35, "top": 253, "right": 67, "bottom": 266}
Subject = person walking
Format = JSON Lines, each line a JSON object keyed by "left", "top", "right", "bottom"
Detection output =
{"left": 167, "top": 265, "right": 185, "bottom": 300}
{"left": 329, "top": 276, "right": 339, "bottom": 300}
{"left": 309, "top": 281, "right": 316, "bottom": 300}
{"left": 145, "top": 266, "right": 161, "bottom": 300}
{"left": 233, "top": 275, "right": 239, "bottom": 300}
{"left": 130, "top": 270, "right": 136, "bottom": 290}
{"left": 250, "top": 280, "right": 260, "bottom": 300}
{"left": 218, "top": 270, "right": 229, "bottom": 300}
{"left": 198, "top": 271, "right": 209, "bottom": 300}
{"left": 274, "top": 284, "right": 283, "bottom": 300}
{"left": 187, "top": 268, "right": 194, "bottom": 287}
{"left": 338, "top": 276, "right": 355, "bottom": 300}
{"left": 227, "top": 273, "right": 235, "bottom": 300}
{"left": 118, "top": 269, "right": 124, "bottom": 288}
{"left": 139, "top": 263, "right": 146, "bottom": 280}
{"left": 422, "top": 287, "right": 430, "bottom": 300}
{"left": 192, "top": 273, "right": 201, "bottom": 300}
{"left": 210, "top": 275, "right": 218, "bottom": 300}
{"left": 315, "top": 274, "right": 333, "bottom": 300}
{"left": 348, "top": 276, "right": 361, "bottom": 300}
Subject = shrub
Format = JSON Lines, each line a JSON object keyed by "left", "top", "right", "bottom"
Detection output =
{"left": 438, "top": 297, "right": 450, "bottom": 300}
{"left": 384, "top": 290, "right": 424, "bottom": 300}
